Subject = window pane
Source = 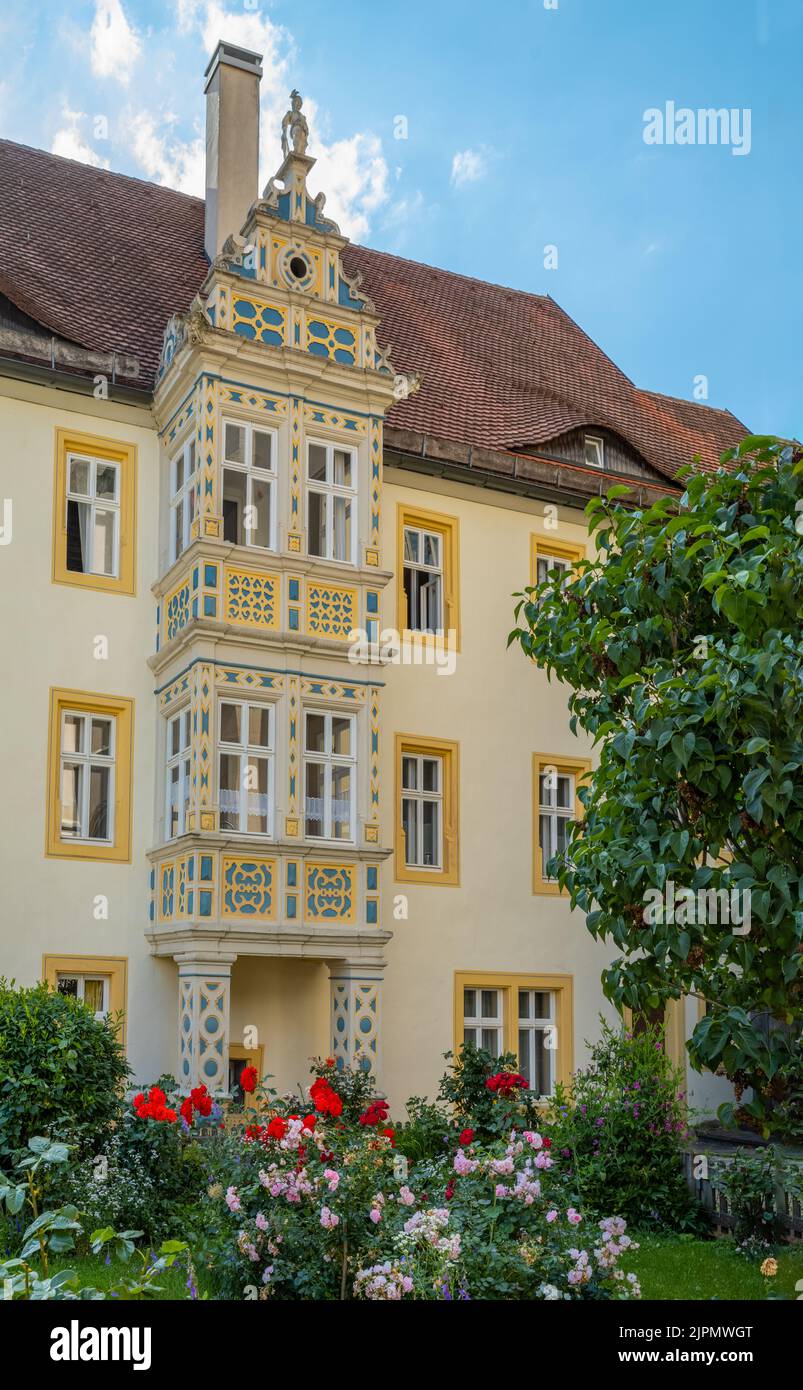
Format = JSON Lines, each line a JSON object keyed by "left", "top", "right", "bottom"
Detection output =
{"left": 422, "top": 800, "right": 439, "bottom": 866}
{"left": 168, "top": 764, "right": 180, "bottom": 837}
{"left": 333, "top": 495, "right": 351, "bottom": 562}
{"left": 333, "top": 449, "right": 352, "bottom": 488}
{"left": 223, "top": 469, "right": 247, "bottom": 545}
{"left": 170, "top": 717, "right": 181, "bottom": 758}
{"left": 219, "top": 703, "right": 241, "bottom": 745}
{"left": 246, "top": 756, "right": 269, "bottom": 834}
{"left": 95, "top": 463, "right": 118, "bottom": 500}
{"left": 69, "top": 458, "right": 90, "bottom": 496}
{"left": 248, "top": 705, "right": 271, "bottom": 749}
{"left": 308, "top": 444, "right": 327, "bottom": 481}
{"left": 173, "top": 453, "right": 184, "bottom": 493}
{"left": 540, "top": 813, "right": 555, "bottom": 867}
{"left": 402, "top": 756, "right": 417, "bottom": 791}
{"left": 533, "top": 1029, "right": 549, "bottom": 1094}
{"left": 305, "top": 713, "right": 326, "bottom": 754}
{"left": 533, "top": 991, "right": 552, "bottom": 1019}
{"left": 403, "top": 528, "right": 419, "bottom": 563}
{"left": 463, "top": 987, "right": 477, "bottom": 1019}
{"left": 88, "top": 765, "right": 110, "bottom": 840}
{"left": 481, "top": 989, "right": 498, "bottom": 1019}
{"left": 464, "top": 1027, "right": 477, "bottom": 1047}
{"left": 63, "top": 713, "right": 84, "bottom": 754}
{"left": 308, "top": 490, "right": 326, "bottom": 557}
{"left": 250, "top": 476, "right": 270, "bottom": 548}
{"left": 539, "top": 772, "right": 554, "bottom": 806}
{"left": 83, "top": 978, "right": 105, "bottom": 1014}
{"left": 481, "top": 1027, "right": 500, "bottom": 1054}
{"left": 305, "top": 761, "right": 325, "bottom": 836}
{"left": 422, "top": 758, "right": 439, "bottom": 793}
{"left": 57, "top": 975, "right": 79, "bottom": 998}
{"left": 555, "top": 816, "right": 568, "bottom": 857}
{"left": 332, "top": 716, "right": 351, "bottom": 757}
{"left": 331, "top": 765, "right": 351, "bottom": 839}
{"left": 224, "top": 422, "right": 246, "bottom": 464}
{"left": 93, "top": 508, "right": 116, "bottom": 576}
{"left": 252, "top": 431, "right": 272, "bottom": 471}
{"left": 91, "top": 718, "right": 112, "bottom": 756}
{"left": 518, "top": 1029, "right": 531, "bottom": 1085}
{"left": 173, "top": 498, "right": 184, "bottom": 559}
{"left": 219, "top": 753, "right": 241, "bottom": 830}
{"left": 60, "top": 763, "right": 82, "bottom": 835}
{"left": 556, "top": 775, "right": 572, "bottom": 809}
{"left": 423, "top": 533, "right": 440, "bottom": 567}
{"left": 66, "top": 500, "right": 90, "bottom": 572}
{"left": 402, "top": 797, "right": 418, "bottom": 865}
{"left": 537, "top": 557, "right": 550, "bottom": 585}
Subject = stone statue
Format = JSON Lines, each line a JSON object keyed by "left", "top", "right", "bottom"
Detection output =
{"left": 281, "top": 90, "right": 309, "bottom": 158}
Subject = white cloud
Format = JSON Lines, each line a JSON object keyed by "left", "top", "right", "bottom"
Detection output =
{"left": 51, "top": 108, "right": 110, "bottom": 168}
{"left": 312, "top": 133, "right": 388, "bottom": 242}
{"left": 90, "top": 0, "right": 142, "bottom": 86}
{"left": 450, "top": 147, "right": 488, "bottom": 188}
{"left": 124, "top": 108, "right": 204, "bottom": 194}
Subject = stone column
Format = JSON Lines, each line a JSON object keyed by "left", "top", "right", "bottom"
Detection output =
{"left": 175, "top": 954, "right": 235, "bottom": 1094}
{"left": 328, "top": 962, "right": 384, "bottom": 1080}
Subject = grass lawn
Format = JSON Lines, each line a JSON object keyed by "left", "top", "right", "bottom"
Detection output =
{"left": 628, "top": 1233, "right": 803, "bottom": 1300}
{"left": 46, "top": 1252, "right": 200, "bottom": 1300}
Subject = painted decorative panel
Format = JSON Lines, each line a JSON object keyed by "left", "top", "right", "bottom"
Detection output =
{"left": 306, "top": 863, "right": 355, "bottom": 924}
{"left": 224, "top": 567, "right": 279, "bottom": 628}
{"left": 303, "top": 403, "right": 367, "bottom": 435}
{"left": 218, "top": 384, "right": 287, "bottom": 418}
{"left": 178, "top": 967, "right": 231, "bottom": 1092}
{"left": 305, "top": 315, "right": 357, "bottom": 365}
{"left": 221, "top": 856, "right": 277, "bottom": 919}
{"left": 165, "top": 578, "right": 191, "bottom": 642}
{"left": 307, "top": 583, "right": 358, "bottom": 640}
{"left": 330, "top": 971, "right": 381, "bottom": 1075}
{"left": 300, "top": 677, "right": 365, "bottom": 702}
{"left": 232, "top": 296, "right": 287, "bottom": 347}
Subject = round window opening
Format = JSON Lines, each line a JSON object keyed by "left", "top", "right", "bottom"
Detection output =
{"left": 289, "top": 255, "right": 309, "bottom": 280}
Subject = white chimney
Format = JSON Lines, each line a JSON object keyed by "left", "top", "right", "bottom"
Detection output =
{"left": 204, "top": 41, "right": 262, "bottom": 262}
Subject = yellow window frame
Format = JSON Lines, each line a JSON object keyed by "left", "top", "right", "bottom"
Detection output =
{"left": 453, "top": 970, "right": 574, "bottom": 1092}
{"left": 530, "top": 535, "right": 585, "bottom": 586}
{"left": 396, "top": 504, "right": 460, "bottom": 650}
{"left": 42, "top": 953, "right": 128, "bottom": 1044}
{"left": 229, "top": 1042, "right": 266, "bottom": 1112}
{"left": 395, "top": 733, "right": 459, "bottom": 886}
{"left": 53, "top": 428, "right": 137, "bottom": 596}
{"left": 46, "top": 687, "right": 134, "bottom": 863}
{"left": 532, "top": 752, "right": 591, "bottom": 896}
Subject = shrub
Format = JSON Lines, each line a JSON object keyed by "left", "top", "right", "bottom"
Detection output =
{"left": 437, "top": 1043, "right": 542, "bottom": 1141}
{"left": 542, "top": 1020, "right": 704, "bottom": 1231}
{"left": 710, "top": 1147, "right": 803, "bottom": 1258}
{"left": 0, "top": 979, "right": 129, "bottom": 1167}
{"left": 393, "top": 1097, "right": 454, "bottom": 1164}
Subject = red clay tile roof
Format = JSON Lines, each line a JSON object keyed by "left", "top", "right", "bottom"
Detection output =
{"left": 0, "top": 138, "right": 746, "bottom": 481}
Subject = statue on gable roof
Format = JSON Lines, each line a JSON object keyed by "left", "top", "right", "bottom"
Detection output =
{"left": 281, "top": 90, "right": 309, "bottom": 158}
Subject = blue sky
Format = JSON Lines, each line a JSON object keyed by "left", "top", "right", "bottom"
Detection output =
{"left": 0, "top": 0, "right": 799, "bottom": 438}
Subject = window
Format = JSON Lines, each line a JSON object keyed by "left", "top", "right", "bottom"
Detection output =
{"left": 463, "top": 986, "right": 503, "bottom": 1054}
{"left": 395, "top": 735, "right": 459, "bottom": 884}
{"left": 42, "top": 955, "right": 128, "bottom": 1041}
{"left": 46, "top": 690, "right": 133, "bottom": 862}
{"left": 166, "top": 707, "right": 191, "bottom": 839}
{"left": 222, "top": 419, "right": 277, "bottom": 550}
{"left": 303, "top": 710, "right": 355, "bottom": 841}
{"left": 169, "top": 438, "right": 197, "bottom": 563}
{"left": 397, "top": 506, "right": 460, "bottom": 646}
{"left": 218, "top": 700, "right": 274, "bottom": 835}
{"left": 584, "top": 433, "right": 604, "bottom": 469}
{"left": 532, "top": 754, "right": 590, "bottom": 894}
{"left": 53, "top": 430, "right": 137, "bottom": 596}
{"left": 229, "top": 1043, "right": 264, "bottom": 1107}
{"left": 307, "top": 440, "right": 357, "bottom": 563}
{"left": 402, "top": 525, "right": 443, "bottom": 633}
{"left": 530, "top": 537, "right": 585, "bottom": 590}
{"left": 454, "top": 972, "right": 573, "bottom": 1096}
{"left": 401, "top": 752, "right": 442, "bottom": 869}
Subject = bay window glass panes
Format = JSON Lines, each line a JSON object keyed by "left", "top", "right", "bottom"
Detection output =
{"left": 303, "top": 710, "right": 356, "bottom": 840}
{"left": 307, "top": 491, "right": 327, "bottom": 558}
{"left": 166, "top": 708, "right": 191, "bottom": 839}
{"left": 59, "top": 710, "right": 115, "bottom": 843}
{"left": 221, "top": 420, "right": 276, "bottom": 550}
{"left": 217, "top": 700, "right": 274, "bottom": 835}
{"left": 66, "top": 453, "right": 121, "bottom": 578}
{"left": 169, "top": 439, "right": 197, "bottom": 563}
{"left": 401, "top": 752, "right": 442, "bottom": 868}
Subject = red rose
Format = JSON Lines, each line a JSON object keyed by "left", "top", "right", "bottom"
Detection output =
{"left": 267, "top": 1115, "right": 287, "bottom": 1140}
{"left": 543, "top": 1136, "right": 552, "bottom": 1148}
{"left": 325, "top": 1057, "right": 335, "bottom": 1067}
{"left": 180, "top": 1096, "right": 194, "bottom": 1125}
{"left": 459, "top": 1128, "right": 474, "bottom": 1146}
{"left": 381, "top": 1127, "right": 395, "bottom": 1146}
{"left": 302, "top": 1114, "right": 316, "bottom": 1131}
{"left": 245, "top": 1123, "right": 263, "bottom": 1141}
{"left": 240, "top": 1066, "right": 258, "bottom": 1094}
{"left": 327, "top": 1092, "right": 343, "bottom": 1118}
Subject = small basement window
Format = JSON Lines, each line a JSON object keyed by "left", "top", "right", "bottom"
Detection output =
{"left": 584, "top": 434, "right": 604, "bottom": 468}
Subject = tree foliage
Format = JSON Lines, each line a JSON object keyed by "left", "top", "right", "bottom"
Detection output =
{"left": 510, "top": 438, "right": 803, "bottom": 1139}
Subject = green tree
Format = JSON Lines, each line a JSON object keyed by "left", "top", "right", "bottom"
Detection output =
{"left": 510, "top": 438, "right": 803, "bottom": 1139}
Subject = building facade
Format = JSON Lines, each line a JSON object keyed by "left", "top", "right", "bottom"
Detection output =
{"left": 0, "top": 44, "right": 745, "bottom": 1113}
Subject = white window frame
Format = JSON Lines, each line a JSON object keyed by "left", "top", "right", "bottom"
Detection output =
{"left": 169, "top": 438, "right": 197, "bottom": 564}
{"left": 56, "top": 972, "right": 109, "bottom": 1022}
{"left": 463, "top": 986, "right": 503, "bottom": 1055}
{"left": 517, "top": 988, "right": 556, "bottom": 1097}
{"left": 59, "top": 709, "right": 116, "bottom": 844}
{"left": 535, "top": 551, "right": 573, "bottom": 588}
{"left": 217, "top": 698, "right": 275, "bottom": 837}
{"left": 538, "top": 769, "right": 574, "bottom": 882}
{"left": 221, "top": 418, "right": 278, "bottom": 552}
{"left": 306, "top": 439, "right": 358, "bottom": 565}
{"left": 402, "top": 525, "right": 444, "bottom": 633}
{"left": 165, "top": 706, "right": 192, "bottom": 840}
{"left": 401, "top": 752, "right": 443, "bottom": 869}
{"left": 303, "top": 709, "right": 356, "bottom": 842}
{"left": 65, "top": 452, "right": 121, "bottom": 579}
{"left": 584, "top": 433, "right": 604, "bottom": 469}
